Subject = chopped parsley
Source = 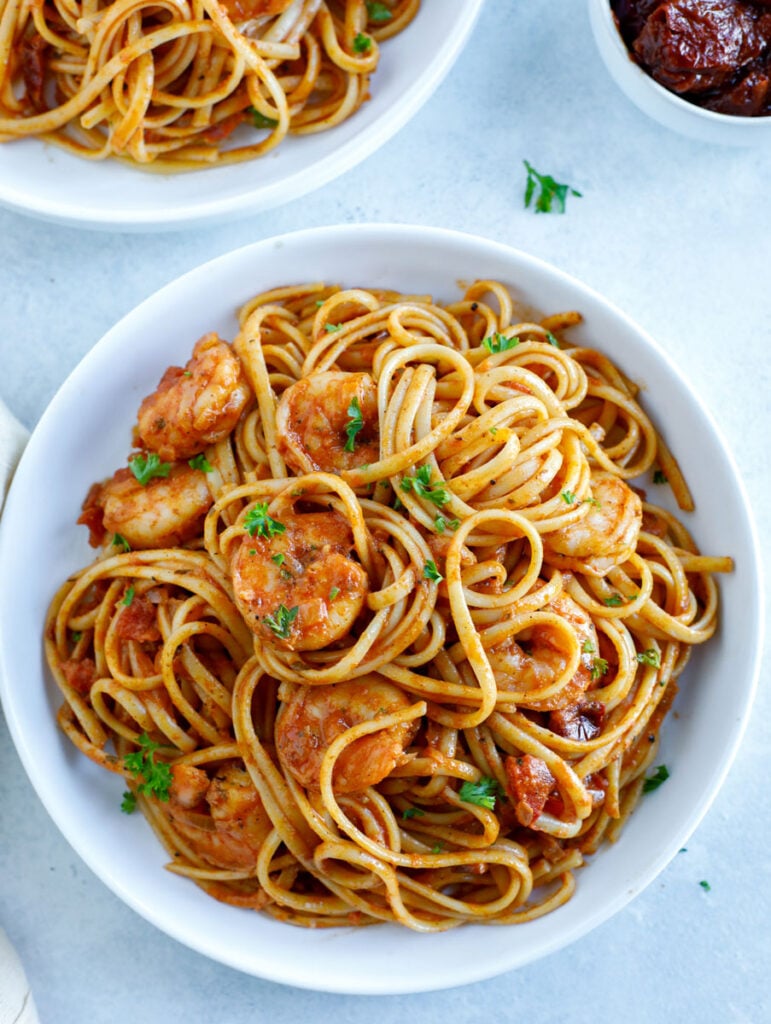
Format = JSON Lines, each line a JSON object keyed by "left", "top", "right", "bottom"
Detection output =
{"left": 637, "top": 648, "right": 661, "bottom": 668}
{"left": 271, "top": 552, "right": 285, "bottom": 566}
{"left": 544, "top": 330, "right": 560, "bottom": 347}
{"left": 121, "top": 790, "right": 137, "bottom": 814}
{"left": 402, "top": 807, "right": 425, "bottom": 820}
{"left": 591, "top": 657, "right": 609, "bottom": 681}
{"left": 122, "top": 585, "right": 135, "bottom": 607}
{"left": 344, "top": 395, "right": 365, "bottom": 453}
{"left": 523, "top": 160, "right": 582, "bottom": 214}
{"left": 247, "top": 106, "right": 277, "bottom": 129}
{"left": 112, "top": 533, "right": 131, "bottom": 552}
{"left": 123, "top": 734, "right": 172, "bottom": 802}
{"left": 653, "top": 469, "right": 668, "bottom": 484}
{"left": 71, "top": 631, "right": 83, "bottom": 644}
{"left": 431, "top": 843, "right": 443, "bottom": 854}
{"left": 324, "top": 322, "right": 343, "bottom": 333}
{"left": 459, "top": 777, "right": 502, "bottom": 810}
{"left": 263, "top": 603, "right": 299, "bottom": 640}
{"left": 603, "top": 594, "right": 624, "bottom": 607}
{"left": 482, "top": 332, "right": 519, "bottom": 354}
{"left": 582, "top": 639, "right": 595, "bottom": 654}
{"left": 244, "top": 503, "right": 286, "bottom": 539}
{"left": 423, "top": 560, "right": 443, "bottom": 583}
{"left": 188, "top": 453, "right": 213, "bottom": 473}
{"left": 129, "top": 452, "right": 171, "bottom": 486}
{"left": 353, "top": 32, "right": 371, "bottom": 52}
{"left": 367, "top": 0, "right": 392, "bottom": 19}
{"left": 699, "top": 880, "right": 711, "bottom": 892}
{"left": 434, "top": 514, "right": 460, "bottom": 534}
{"left": 401, "top": 465, "right": 450, "bottom": 508}
{"left": 329, "top": 586, "right": 340, "bottom": 601}
{"left": 642, "top": 764, "right": 669, "bottom": 793}
{"left": 561, "top": 490, "right": 577, "bottom": 504}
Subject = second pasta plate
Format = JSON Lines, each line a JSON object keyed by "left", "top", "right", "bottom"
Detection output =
{"left": 0, "top": 2, "right": 481, "bottom": 231}
{"left": 0, "top": 224, "right": 761, "bottom": 992}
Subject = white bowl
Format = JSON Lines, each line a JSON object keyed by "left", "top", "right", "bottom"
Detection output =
{"left": 588, "top": 0, "right": 771, "bottom": 146}
{"left": 0, "top": 224, "right": 762, "bottom": 993}
{"left": 0, "top": 3, "right": 481, "bottom": 232}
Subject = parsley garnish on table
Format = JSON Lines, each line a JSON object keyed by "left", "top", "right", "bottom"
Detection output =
{"left": 523, "top": 160, "right": 582, "bottom": 214}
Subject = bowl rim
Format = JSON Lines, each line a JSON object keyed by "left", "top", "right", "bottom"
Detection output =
{"left": 0, "top": 223, "right": 764, "bottom": 992}
{"left": 588, "top": 0, "right": 771, "bottom": 130}
{"left": 0, "top": 2, "right": 483, "bottom": 231}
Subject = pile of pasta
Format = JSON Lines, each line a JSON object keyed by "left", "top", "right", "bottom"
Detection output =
{"left": 45, "top": 280, "right": 731, "bottom": 930}
{"left": 0, "top": 0, "right": 418, "bottom": 168}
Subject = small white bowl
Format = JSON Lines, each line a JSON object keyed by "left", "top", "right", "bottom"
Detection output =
{"left": 0, "top": 224, "right": 763, "bottom": 993}
{"left": 588, "top": 0, "right": 771, "bottom": 145}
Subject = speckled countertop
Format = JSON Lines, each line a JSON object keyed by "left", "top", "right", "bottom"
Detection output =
{"left": 1, "top": 2, "right": 769, "bottom": 1022}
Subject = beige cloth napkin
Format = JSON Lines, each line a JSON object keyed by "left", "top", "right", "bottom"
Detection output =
{"left": 0, "top": 397, "right": 28, "bottom": 514}
{"left": 0, "top": 400, "right": 38, "bottom": 1022}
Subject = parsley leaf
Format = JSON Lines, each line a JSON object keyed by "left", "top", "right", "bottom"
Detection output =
{"left": 523, "top": 160, "right": 582, "bottom": 214}
{"left": 188, "top": 453, "right": 213, "bottom": 473}
{"left": 129, "top": 452, "right": 171, "bottom": 486}
{"left": 263, "top": 603, "right": 299, "bottom": 640}
{"left": 434, "top": 514, "right": 460, "bottom": 534}
{"left": 581, "top": 639, "right": 595, "bottom": 654}
{"left": 329, "top": 586, "right": 340, "bottom": 601}
{"left": 653, "top": 469, "right": 668, "bottom": 484}
{"left": 247, "top": 105, "right": 277, "bottom": 129}
{"left": 123, "top": 734, "right": 172, "bottom": 802}
{"left": 482, "top": 332, "right": 519, "bottom": 354}
{"left": 459, "top": 777, "right": 502, "bottom": 810}
{"left": 367, "top": 0, "right": 392, "bottom": 19}
{"left": 561, "top": 490, "right": 577, "bottom": 504}
{"left": 603, "top": 594, "right": 624, "bottom": 607}
{"left": 699, "top": 880, "right": 711, "bottom": 892}
{"left": 271, "top": 553, "right": 285, "bottom": 566}
{"left": 122, "top": 585, "right": 135, "bottom": 607}
{"left": 544, "top": 330, "right": 560, "bottom": 347}
{"left": 71, "top": 631, "right": 83, "bottom": 644}
{"left": 121, "top": 790, "right": 137, "bottom": 814}
{"left": 642, "top": 764, "right": 669, "bottom": 793}
{"left": 324, "top": 322, "right": 343, "bottom": 333}
{"left": 353, "top": 32, "right": 371, "bottom": 52}
{"left": 244, "top": 503, "right": 286, "bottom": 539}
{"left": 402, "top": 807, "right": 425, "bottom": 820}
{"left": 401, "top": 465, "right": 450, "bottom": 508}
{"left": 112, "top": 533, "right": 131, "bottom": 552}
{"left": 423, "top": 560, "right": 443, "bottom": 583}
{"left": 637, "top": 648, "right": 661, "bottom": 668}
{"left": 344, "top": 395, "right": 365, "bottom": 453}
{"left": 590, "top": 656, "right": 609, "bottom": 681}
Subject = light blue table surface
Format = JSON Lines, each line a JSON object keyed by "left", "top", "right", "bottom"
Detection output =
{"left": 1, "top": 3, "right": 769, "bottom": 1022}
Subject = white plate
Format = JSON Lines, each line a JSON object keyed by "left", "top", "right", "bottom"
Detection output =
{"left": 0, "top": 224, "right": 762, "bottom": 993}
{"left": 0, "top": 4, "right": 481, "bottom": 232}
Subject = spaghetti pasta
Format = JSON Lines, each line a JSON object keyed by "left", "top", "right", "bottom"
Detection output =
{"left": 45, "top": 279, "right": 731, "bottom": 930}
{"left": 0, "top": 0, "right": 418, "bottom": 169}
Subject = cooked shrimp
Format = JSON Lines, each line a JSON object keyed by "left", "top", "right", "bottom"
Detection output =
{"left": 135, "top": 333, "right": 251, "bottom": 461}
{"left": 543, "top": 472, "right": 642, "bottom": 576}
{"left": 487, "top": 591, "right": 600, "bottom": 711}
{"left": 164, "top": 762, "right": 272, "bottom": 871}
{"left": 275, "top": 371, "right": 379, "bottom": 474}
{"left": 231, "top": 509, "right": 368, "bottom": 651}
{"left": 275, "top": 676, "right": 418, "bottom": 793}
{"left": 78, "top": 464, "right": 212, "bottom": 549}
